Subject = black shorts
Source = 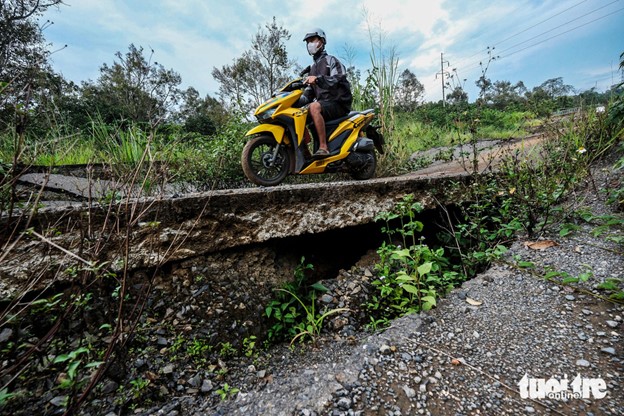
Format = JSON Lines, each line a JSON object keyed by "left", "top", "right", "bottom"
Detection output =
{"left": 318, "top": 100, "right": 349, "bottom": 121}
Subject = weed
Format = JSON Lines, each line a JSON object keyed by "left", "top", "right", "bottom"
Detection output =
{"left": 128, "top": 377, "right": 150, "bottom": 399}
{"left": 265, "top": 257, "right": 347, "bottom": 345}
{"left": 368, "top": 195, "right": 463, "bottom": 326}
{"left": 242, "top": 336, "right": 257, "bottom": 358}
{"left": 218, "top": 342, "right": 235, "bottom": 359}
{"left": 0, "top": 387, "right": 16, "bottom": 407}
{"left": 216, "top": 383, "right": 239, "bottom": 401}
{"left": 596, "top": 278, "right": 624, "bottom": 301}
{"left": 276, "top": 287, "right": 348, "bottom": 346}
{"left": 187, "top": 338, "right": 212, "bottom": 365}
{"left": 52, "top": 346, "right": 103, "bottom": 390}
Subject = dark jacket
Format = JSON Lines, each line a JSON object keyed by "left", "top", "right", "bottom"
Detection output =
{"left": 299, "top": 50, "right": 352, "bottom": 110}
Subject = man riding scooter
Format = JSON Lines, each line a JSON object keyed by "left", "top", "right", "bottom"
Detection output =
{"left": 298, "top": 28, "right": 353, "bottom": 159}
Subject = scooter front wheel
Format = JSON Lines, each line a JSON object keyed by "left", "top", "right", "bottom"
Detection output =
{"left": 241, "top": 135, "right": 290, "bottom": 186}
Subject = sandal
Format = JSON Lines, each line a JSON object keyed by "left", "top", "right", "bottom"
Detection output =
{"left": 312, "top": 148, "right": 330, "bottom": 159}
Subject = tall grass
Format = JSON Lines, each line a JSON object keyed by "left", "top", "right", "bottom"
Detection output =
{"left": 363, "top": 11, "right": 405, "bottom": 176}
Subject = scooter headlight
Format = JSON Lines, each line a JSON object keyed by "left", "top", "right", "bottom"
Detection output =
{"left": 256, "top": 107, "right": 276, "bottom": 122}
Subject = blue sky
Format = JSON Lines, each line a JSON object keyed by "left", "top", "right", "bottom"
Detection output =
{"left": 42, "top": 0, "right": 624, "bottom": 103}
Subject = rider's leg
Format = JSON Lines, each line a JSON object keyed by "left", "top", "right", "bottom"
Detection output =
{"left": 309, "top": 102, "right": 328, "bottom": 153}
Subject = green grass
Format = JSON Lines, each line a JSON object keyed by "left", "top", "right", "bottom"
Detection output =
{"left": 0, "top": 105, "right": 591, "bottom": 188}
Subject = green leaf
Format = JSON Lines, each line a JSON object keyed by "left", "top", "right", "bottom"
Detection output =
{"left": 53, "top": 354, "right": 71, "bottom": 364}
{"left": 310, "top": 282, "right": 329, "bottom": 292}
{"left": 402, "top": 284, "right": 419, "bottom": 294}
{"left": 67, "top": 360, "right": 81, "bottom": 380}
{"left": 517, "top": 261, "right": 535, "bottom": 269}
{"left": 0, "top": 387, "right": 15, "bottom": 405}
{"left": 421, "top": 295, "right": 437, "bottom": 306}
{"left": 578, "top": 273, "right": 592, "bottom": 282}
{"left": 544, "top": 271, "right": 562, "bottom": 280}
{"left": 417, "top": 262, "right": 433, "bottom": 276}
{"left": 562, "top": 277, "right": 579, "bottom": 284}
{"left": 597, "top": 281, "right": 619, "bottom": 291}
{"left": 85, "top": 361, "right": 104, "bottom": 369}
{"left": 391, "top": 248, "right": 412, "bottom": 259}
{"left": 396, "top": 271, "right": 415, "bottom": 282}
{"left": 609, "top": 292, "right": 624, "bottom": 300}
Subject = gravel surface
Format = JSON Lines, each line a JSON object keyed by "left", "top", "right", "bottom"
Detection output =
{"left": 129, "top": 160, "right": 624, "bottom": 415}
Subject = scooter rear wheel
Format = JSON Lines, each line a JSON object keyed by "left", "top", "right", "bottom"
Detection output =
{"left": 242, "top": 135, "right": 290, "bottom": 186}
{"left": 349, "top": 150, "right": 377, "bottom": 180}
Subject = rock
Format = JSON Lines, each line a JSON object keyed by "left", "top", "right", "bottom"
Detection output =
{"left": 188, "top": 374, "right": 201, "bottom": 388}
{"left": 49, "top": 396, "right": 67, "bottom": 407}
{"left": 379, "top": 345, "right": 393, "bottom": 355}
{"left": 576, "top": 359, "right": 590, "bottom": 367}
{"left": 337, "top": 397, "right": 352, "bottom": 410}
{"left": 600, "top": 347, "right": 616, "bottom": 356}
{"left": 157, "top": 337, "right": 169, "bottom": 346}
{"left": 402, "top": 385, "right": 416, "bottom": 398}
{"left": 565, "top": 295, "right": 575, "bottom": 301}
{"left": 101, "top": 380, "right": 119, "bottom": 394}
{"left": 320, "top": 294, "right": 334, "bottom": 304}
{"left": 0, "top": 328, "right": 13, "bottom": 343}
{"left": 606, "top": 320, "right": 619, "bottom": 328}
{"left": 201, "top": 379, "right": 213, "bottom": 393}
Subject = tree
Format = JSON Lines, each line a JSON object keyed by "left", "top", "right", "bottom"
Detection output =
{"left": 212, "top": 17, "right": 295, "bottom": 115}
{"left": 489, "top": 80, "right": 527, "bottom": 110}
{"left": 0, "top": 0, "right": 66, "bottom": 132}
{"left": 526, "top": 86, "right": 555, "bottom": 117}
{"left": 0, "top": 0, "right": 64, "bottom": 70}
{"left": 176, "top": 87, "right": 228, "bottom": 136}
{"left": 80, "top": 44, "right": 183, "bottom": 127}
{"left": 394, "top": 69, "right": 424, "bottom": 111}
{"left": 524, "top": 78, "right": 575, "bottom": 117}
{"left": 475, "top": 75, "right": 493, "bottom": 106}
{"left": 538, "top": 77, "right": 574, "bottom": 99}
{"left": 575, "top": 87, "right": 607, "bottom": 107}
{"left": 446, "top": 86, "right": 468, "bottom": 105}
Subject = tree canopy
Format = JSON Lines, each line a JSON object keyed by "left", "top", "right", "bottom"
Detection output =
{"left": 0, "top": 0, "right": 65, "bottom": 132}
{"left": 212, "top": 17, "right": 296, "bottom": 116}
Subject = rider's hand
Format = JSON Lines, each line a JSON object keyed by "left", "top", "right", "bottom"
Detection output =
{"left": 304, "top": 75, "right": 317, "bottom": 85}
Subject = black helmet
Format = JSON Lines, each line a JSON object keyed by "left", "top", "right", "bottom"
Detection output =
{"left": 303, "top": 28, "right": 326, "bottom": 44}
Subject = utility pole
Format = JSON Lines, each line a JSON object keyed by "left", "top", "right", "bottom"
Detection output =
{"left": 435, "top": 53, "right": 450, "bottom": 107}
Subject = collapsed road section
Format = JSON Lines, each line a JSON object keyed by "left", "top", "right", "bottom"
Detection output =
{"left": 1, "top": 171, "right": 469, "bottom": 299}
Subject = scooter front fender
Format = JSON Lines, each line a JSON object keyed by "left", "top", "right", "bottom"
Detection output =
{"left": 245, "top": 124, "right": 287, "bottom": 144}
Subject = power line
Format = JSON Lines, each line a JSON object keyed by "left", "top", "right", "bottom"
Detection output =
{"left": 448, "top": 1, "right": 624, "bottom": 83}
{"left": 499, "top": 6, "right": 624, "bottom": 59}
{"left": 496, "top": 0, "right": 621, "bottom": 56}
{"left": 495, "top": 0, "right": 589, "bottom": 47}
{"left": 451, "top": 0, "right": 590, "bottom": 69}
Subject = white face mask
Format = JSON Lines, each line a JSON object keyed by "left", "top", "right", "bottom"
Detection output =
{"left": 307, "top": 40, "right": 322, "bottom": 55}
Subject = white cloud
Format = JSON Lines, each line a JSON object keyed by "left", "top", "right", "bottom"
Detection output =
{"left": 42, "top": 0, "right": 624, "bottom": 103}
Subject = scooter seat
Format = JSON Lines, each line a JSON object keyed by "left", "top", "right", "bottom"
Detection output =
{"left": 325, "top": 109, "right": 373, "bottom": 127}
{"left": 324, "top": 112, "right": 357, "bottom": 127}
